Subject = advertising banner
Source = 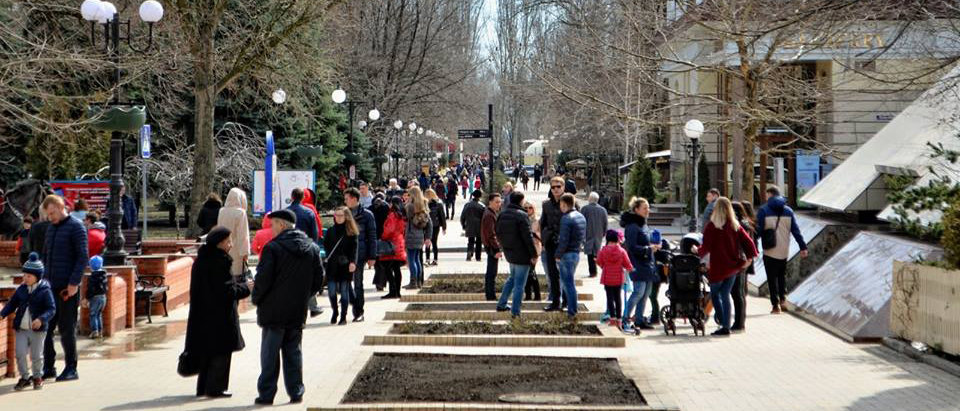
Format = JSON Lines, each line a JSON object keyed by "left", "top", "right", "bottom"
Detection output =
{"left": 50, "top": 180, "right": 111, "bottom": 213}
{"left": 252, "top": 170, "right": 316, "bottom": 215}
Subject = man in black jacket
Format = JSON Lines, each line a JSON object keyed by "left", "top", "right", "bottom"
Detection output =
{"left": 460, "top": 190, "right": 485, "bottom": 261}
{"left": 540, "top": 176, "right": 566, "bottom": 311}
{"left": 495, "top": 192, "right": 538, "bottom": 317}
{"left": 252, "top": 210, "right": 324, "bottom": 405}
{"left": 344, "top": 188, "right": 376, "bottom": 322}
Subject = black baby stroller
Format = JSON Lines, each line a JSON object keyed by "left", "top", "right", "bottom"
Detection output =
{"left": 660, "top": 251, "right": 708, "bottom": 336}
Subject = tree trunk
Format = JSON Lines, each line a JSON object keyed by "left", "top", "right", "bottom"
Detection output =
{"left": 741, "top": 122, "right": 759, "bottom": 202}
{"left": 187, "top": 34, "right": 216, "bottom": 237}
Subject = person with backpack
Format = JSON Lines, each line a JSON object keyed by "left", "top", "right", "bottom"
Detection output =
{"left": 425, "top": 189, "right": 447, "bottom": 266}
{"left": 755, "top": 186, "right": 808, "bottom": 314}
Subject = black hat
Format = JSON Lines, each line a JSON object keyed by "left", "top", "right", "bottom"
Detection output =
{"left": 206, "top": 226, "right": 232, "bottom": 247}
{"left": 268, "top": 209, "right": 297, "bottom": 225}
{"left": 471, "top": 189, "right": 483, "bottom": 199}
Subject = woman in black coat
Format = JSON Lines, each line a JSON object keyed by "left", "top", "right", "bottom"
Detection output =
{"left": 196, "top": 193, "right": 222, "bottom": 235}
{"left": 184, "top": 226, "right": 252, "bottom": 397}
{"left": 324, "top": 207, "right": 358, "bottom": 325}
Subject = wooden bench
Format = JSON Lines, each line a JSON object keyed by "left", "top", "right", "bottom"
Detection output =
{"left": 122, "top": 229, "right": 143, "bottom": 256}
{"left": 134, "top": 274, "right": 169, "bottom": 323}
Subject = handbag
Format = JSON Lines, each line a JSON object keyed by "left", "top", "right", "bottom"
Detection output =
{"left": 177, "top": 351, "right": 200, "bottom": 377}
{"left": 377, "top": 239, "right": 395, "bottom": 257}
{"left": 760, "top": 214, "right": 781, "bottom": 250}
{"left": 323, "top": 237, "right": 344, "bottom": 265}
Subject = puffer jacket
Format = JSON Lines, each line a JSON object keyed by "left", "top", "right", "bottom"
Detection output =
{"left": 555, "top": 210, "right": 586, "bottom": 255}
{"left": 43, "top": 215, "right": 88, "bottom": 290}
{"left": 379, "top": 212, "right": 407, "bottom": 262}
{"left": 495, "top": 203, "right": 537, "bottom": 264}
{"left": 460, "top": 199, "right": 485, "bottom": 237}
{"left": 352, "top": 205, "right": 378, "bottom": 262}
{"left": 0, "top": 280, "right": 56, "bottom": 332}
{"left": 596, "top": 244, "right": 632, "bottom": 287}
{"left": 252, "top": 229, "right": 324, "bottom": 328}
{"left": 621, "top": 212, "right": 657, "bottom": 283}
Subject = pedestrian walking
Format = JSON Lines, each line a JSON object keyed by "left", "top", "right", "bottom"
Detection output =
{"left": 40, "top": 194, "right": 87, "bottom": 382}
{"left": 481, "top": 193, "right": 502, "bottom": 300}
{"left": 253, "top": 210, "right": 324, "bottom": 405}
{"left": 596, "top": 230, "right": 632, "bottom": 327}
{"left": 495, "top": 192, "right": 538, "bottom": 317}
{"left": 358, "top": 182, "right": 374, "bottom": 209}
{"left": 404, "top": 187, "right": 432, "bottom": 289}
{"left": 444, "top": 177, "right": 458, "bottom": 219}
{"left": 344, "top": 188, "right": 376, "bottom": 323}
{"left": 252, "top": 217, "right": 275, "bottom": 257}
{"left": 1, "top": 252, "right": 56, "bottom": 391}
{"left": 324, "top": 207, "right": 358, "bottom": 325}
{"left": 119, "top": 186, "right": 138, "bottom": 229}
{"left": 185, "top": 226, "right": 253, "bottom": 398}
{"left": 533, "top": 164, "right": 542, "bottom": 191}
{"left": 217, "top": 187, "right": 250, "bottom": 277}
{"left": 756, "top": 186, "right": 808, "bottom": 314}
{"left": 370, "top": 193, "right": 390, "bottom": 292}
{"left": 196, "top": 193, "right": 222, "bottom": 235}
{"left": 520, "top": 170, "right": 530, "bottom": 191}
{"left": 379, "top": 197, "right": 407, "bottom": 298}
{"left": 522, "top": 201, "right": 541, "bottom": 301}
{"left": 696, "top": 197, "right": 758, "bottom": 336}
{"left": 84, "top": 256, "right": 107, "bottom": 339}
{"left": 425, "top": 189, "right": 446, "bottom": 266}
{"left": 582, "top": 192, "right": 608, "bottom": 278}
{"left": 459, "top": 175, "right": 469, "bottom": 200}
{"left": 84, "top": 212, "right": 105, "bottom": 257}
{"left": 554, "top": 193, "right": 586, "bottom": 317}
{"left": 700, "top": 188, "right": 720, "bottom": 231}
{"left": 286, "top": 188, "right": 323, "bottom": 318}
{"left": 731, "top": 201, "right": 758, "bottom": 332}
{"left": 461, "top": 190, "right": 485, "bottom": 261}
{"left": 541, "top": 177, "right": 566, "bottom": 311}
{"left": 620, "top": 197, "right": 660, "bottom": 334}
{"left": 501, "top": 182, "right": 514, "bottom": 199}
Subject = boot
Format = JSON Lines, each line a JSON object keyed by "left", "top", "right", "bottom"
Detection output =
{"left": 331, "top": 310, "right": 339, "bottom": 324}
{"left": 338, "top": 312, "right": 347, "bottom": 325}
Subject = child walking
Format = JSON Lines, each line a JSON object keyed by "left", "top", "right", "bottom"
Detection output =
{"left": 596, "top": 230, "right": 633, "bottom": 327}
{"left": 0, "top": 252, "right": 56, "bottom": 391}
{"left": 86, "top": 256, "right": 108, "bottom": 339}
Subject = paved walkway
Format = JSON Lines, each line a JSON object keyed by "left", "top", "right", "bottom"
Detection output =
{"left": 1, "top": 186, "right": 959, "bottom": 410}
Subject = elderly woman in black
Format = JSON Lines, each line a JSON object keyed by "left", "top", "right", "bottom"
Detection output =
{"left": 184, "top": 226, "right": 253, "bottom": 398}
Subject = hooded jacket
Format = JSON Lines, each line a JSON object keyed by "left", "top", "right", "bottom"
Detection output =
{"left": 755, "top": 196, "right": 807, "bottom": 260}
{"left": 43, "top": 214, "right": 88, "bottom": 290}
{"left": 252, "top": 217, "right": 275, "bottom": 257}
{"left": 352, "top": 205, "right": 377, "bottom": 262}
{"left": 621, "top": 212, "right": 657, "bottom": 283}
{"left": 495, "top": 203, "right": 537, "bottom": 264}
{"left": 217, "top": 188, "right": 251, "bottom": 276}
{"left": 197, "top": 198, "right": 222, "bottom": 235}
{"left": 0, "top": 279, "right": 56, "bottom": 332}
{"left": 379, "top": 211, "right": 407, "bottom": 262}
{"left": 185, "top": 244, "right": 251, "bottom": 354}
{"left": 87, "top": 221, "right": 106, "bottom": 256}
{"left": 252, "top": 229, "right": 324, "bottom": 328}
{"left": 460, "top": 199, "right": 485, "bottom": 238}
{"left": 302, "top": 188, "right": 324, "bottom": 239}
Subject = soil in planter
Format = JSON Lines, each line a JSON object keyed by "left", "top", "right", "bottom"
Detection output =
{"left": 390, "top": 319, "right": 601, "bottom": 335}
{"left": 420, "top": 278, "right": 498, "bottom": 294}
{"left": 343, "top": 353, "right": 645, "bottom": 405}
{"left": 406, "top": 302, "right": 589, "bottom": 311}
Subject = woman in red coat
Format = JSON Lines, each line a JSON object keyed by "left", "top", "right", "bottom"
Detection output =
{"left": 696, "top": 197, "right": 758, "bottom": 336}
{"left": 379, "top": 196, "right": 407, "bottom": 299}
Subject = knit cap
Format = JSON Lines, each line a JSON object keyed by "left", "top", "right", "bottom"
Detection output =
{"left": 89, "top": 255, "right": 104, "bottom": 271}
{"left": 22, "top": 252, "right": 44, "bottom": 278}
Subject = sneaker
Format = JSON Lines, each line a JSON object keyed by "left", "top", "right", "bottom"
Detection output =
{"left": 309, "top": 310, "right": 322, "bottom": 318}
{"left": 730, "top": 325, "right": 745, "bottom": 333}
{"left": 621, "top": 324, "right": 635, "bottom": 334}
{"left": 542, "top": 305, "right": 561, "bottom": 312}
{"left": 32, "top": 377, "right": 43, "bottom": 390}
{"left": 496, "top": 306, "right": 510, "bottom": 312}
{"left": 771, "top": 306, "right": 782, "bottom": 314}
{"left": 711, "top": 328, "right": 731, "bottom": 336}
{"left": 14, "top": 378, "right": 30, "bottom": 391}
{"left": 55, "top": 369, "right": 78, "bottom": 382}
{"left": 637, "top": 322, "right": 655, "bottom": 330}
{"left": 41, "top": 370, "right": 57, "bottom": 380}
{"left": 353, "top": 315, "right": 365, "bottom": 323}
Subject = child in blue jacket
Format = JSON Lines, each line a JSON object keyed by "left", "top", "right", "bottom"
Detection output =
{"left": 0, "top": 252, "right": 57, "bottom": 391}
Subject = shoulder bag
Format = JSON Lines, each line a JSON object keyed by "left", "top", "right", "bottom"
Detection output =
{"left": 760, "top": 213, "right": 781, "bottom": 250}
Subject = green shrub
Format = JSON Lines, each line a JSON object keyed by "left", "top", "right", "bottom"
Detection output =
{"left": 942, "top": 198, "right": 960, "bottom": 269}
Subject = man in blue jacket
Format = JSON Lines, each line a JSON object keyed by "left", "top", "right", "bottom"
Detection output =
{"left": 756, "top": 186, "right": 808, "bottom": 314}
{"left": 554, "top": 193, "right": 586, "bottom": 317}
{"left": 344, "top": 188, "right": 377, "bottom": 322}
{"left": 286, "top": 188, "right": 319, "bottom": 242}
{"left": 39, "top": 195, "right": 88, "bottom": 382}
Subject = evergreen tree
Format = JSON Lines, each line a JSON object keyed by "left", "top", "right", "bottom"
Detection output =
{"left": 623, "top": 156, "right": 658, "bottom": 207}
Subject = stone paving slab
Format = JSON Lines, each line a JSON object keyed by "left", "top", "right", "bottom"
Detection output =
{"left": 384, "top": 311, "right": 603, "bottom": 322}
{"left": 401, "top": 293, "right": 593, "bottom": 302}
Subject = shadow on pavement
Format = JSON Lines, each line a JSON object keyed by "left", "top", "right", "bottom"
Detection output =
{"left": 101, "top": 395, "right": 207, "bottom": 410}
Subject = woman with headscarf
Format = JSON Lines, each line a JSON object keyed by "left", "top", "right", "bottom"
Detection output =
{"left": 217, "top": 188, "right": 250, "bottom": 277}
{"left": 184, "top": 226, "right": 253, "bottom": 398}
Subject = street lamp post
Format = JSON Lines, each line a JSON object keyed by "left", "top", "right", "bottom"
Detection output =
{"left": 81, "top": 0, "right": 163, "bottom": 266}
{"left": 684, "top": 119, "right": 705, "bottom": 233}
{"left": 393, "top": 120, "right": 403, "bottom": 179}
{"left": 332, "top": 86, "right": 379, "bottom": 183}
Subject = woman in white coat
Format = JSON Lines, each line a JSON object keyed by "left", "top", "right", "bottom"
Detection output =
{"left": 217, "top": 188, "right": 250, "bottom": 277}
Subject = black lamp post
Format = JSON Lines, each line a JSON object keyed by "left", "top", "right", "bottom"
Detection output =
{"left": 331, "top": 87, "right": 379, "bottom": 184}
{"left": 81, "top": 0, "right": 162, "bottom": 266}
{"left": 683, "top": 119, "right": 705, "bottom": 233}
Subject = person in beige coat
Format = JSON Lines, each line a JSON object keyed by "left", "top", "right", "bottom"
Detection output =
{"left": 217, "top": 188, "right": 250, "bottom": 276}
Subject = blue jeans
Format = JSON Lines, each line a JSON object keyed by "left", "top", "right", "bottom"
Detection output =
{"left": 328, "top": 280, "right": 350, "bottom": 315}
{"left": 557, "top": 253, "right": 580, "bottom": 315}
{"left": 710, "top": 275, "right": 737, "bottom": 331}
{"left": 88, "top": 294, "right": 106, "bottom": 332}
{"left": 258, "top": 327, "right": 304, "bottom": 401}
{"left": 623, "top": 280, "right": 652, "bottom": 323}
{"left": 407, "top": 249, "right": 423, "bottom": 285}
{"left": 497, "top": 264, "right": 530, "bottom": 316}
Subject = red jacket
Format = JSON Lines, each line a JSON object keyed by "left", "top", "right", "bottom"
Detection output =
{"left": 302, "top": 188, "right": 324, "bottom": 239}
{"left": 379, "top": 212, "right": 407, "bottom": 263}
{"left": 252, "top": 217, "right": 275, "bottom": 257}
{"left": 87, "top": 226, "right": 106, "bottom": 256}
{"left": 596, "top": 244, "right": 633, "bottom": 286}
{"left": 698, "top": 221, "right": 758, "bottom": 283}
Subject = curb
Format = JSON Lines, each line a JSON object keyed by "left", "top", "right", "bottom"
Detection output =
{"left": 401, "top": 293, "right": 593, "bottom": 302}
{"left": 362, "top": 334, "right": 625, "bottom": 348}
{"left": 384, "top": 311, "right": 604, "bottom": 322}
{"left": 310, "top": 404, "right": 671, "bottom": 411}
{"left": 882, "top": 337, "right": 960, "bottom": 378}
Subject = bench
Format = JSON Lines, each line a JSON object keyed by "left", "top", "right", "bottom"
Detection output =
{"left": 122, "top": 229, "right": 142, "bottom": 256}
{"left": 134, "top": 274, "right": 169, "bottom": 323}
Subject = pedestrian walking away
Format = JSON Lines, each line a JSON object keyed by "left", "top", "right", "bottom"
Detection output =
{"left": 582, "top": 192, "right": 608, "bottom": 278}
{"left": 217, "top": 187, "right": 251, "bottom": 277}
{"left": 196, "top": 192, "right": 223, "bottom": 236}
{"left": 554, "top": 193, "right": 586, "bottom": 317}
{"left": 404, "top": 187, "right": 433, "bottom": 289}
{"left": 730, "top": 201, "right": 758, "bottom": 331}
{"left": 696, "top": 197, "right": 758, "bottom": 336}
{"left": 39, "top": 194, "right": 87, "bottom": 382}
{"left": 756, "top": 186, "right": 808, "bottom": 314}
{"left": 425, "top": 189, "right": 447, "bottom": 266}
{"left": 481, "top": 193, "right": 503, "bottom": 300}
{"left": 324, "top": 207, "right": 359, "bottom": 325}
{"left": 184, "top": 227, "right": 253, "bottom": 398}
{"left": 379, "top": 197, "right": 408, "bottom": 299}
{"left": 252, "top": 209, "right": 324, "bottom": 405}
{"left": 495, "top": 192, "right": 538, "bottom": 317}
{"left": 461, "top": 190, "right": 485, "bottom": 262}
{"left": 444, "top": 177, "right": 458, "bottom": 219}
{"left": 0, "top": 252, "right": 56, "bottom": 391}
{"left": 345, "top": 188, "right": 377, "bottom": 322}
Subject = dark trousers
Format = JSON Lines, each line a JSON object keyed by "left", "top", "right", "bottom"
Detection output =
{"left": 257, "top": 327, "right": 304, "bottom": 402}
{"left": 525, "top": 263, "right": 541, "bottom": 300}
{"left": 605, "top": 285, "right": 622, "bottom": 319}
{"left": 350, "top": 264, "right": 366, "bottom": 317}
{"left": 197, "top": 352, "right": 232, "bottom": 396}
{"left": 543, "top": 245, "right": 562, "bottom": 307}
{"left": 445, "top": 199, "right": 455, "bottom": 219}
{"left": 587, "top": 254, "right": 598, "bottom": 276}
{"left": 732, "top": 271, "right": 747, "bottom": 328}
{"left": 764, "top": 255, "right": 788, "bottom": 306}
{"left": 484, "top": 248, "right": 499, "bottom": 300}
{"left": 534, "top": 177, "right": 541, "bottom": 190}
{"left": 373, "top": 261, "right": 385, "bottom": 289}
{"left": 467, "top": 236, "right": 482, "bottom": 261}
{"left": 385, "top": 261, "right": 403, "bottom": 296}
{"left": 44, "top": 288, "right": 78, "bottom": 374}
{"left": 426, "top": 226, "right": 441, "bottom": 261}
{"left": 649, "top": 281, "right": 662, "bottom": 322}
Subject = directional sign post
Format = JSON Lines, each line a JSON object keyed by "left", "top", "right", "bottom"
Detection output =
{"left": 457, "top": 129, "right": 490, "bottom": 139}
{"left": 139, "top": 125, "right": 151, "bottom": 237}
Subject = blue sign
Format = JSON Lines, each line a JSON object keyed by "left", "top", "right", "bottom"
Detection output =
{"left": 795, "top": 150, "right": 821, "bottom": 197}
{"left": 265, "top": 130, "right": 275, "bottom": 213}
{"left": 139, "top": 125, "right": 151, "bottom": 158}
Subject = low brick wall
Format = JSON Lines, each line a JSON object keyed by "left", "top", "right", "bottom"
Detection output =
{"left": 133, "top": 256, "right": 194, "bottom": 317}
{"left": 401, "top": 293, "right": 593, "bottom": 303}
{"left": 141, "top": 240, "right": 199, "bottom": 255}
{"left": 0, "top": 241, "right": 19, "bottom": 268}
{"left": 362, "top": 334, "right": 625, "bottom": 348}
{"left": 78, "top": 273, "right": 129, "bottom": 337}
{"left": 1, "top": 286, "right": 17, "bottom": 378}
{"left": 384, "top": 311, "right": 603, "bottom": 322}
